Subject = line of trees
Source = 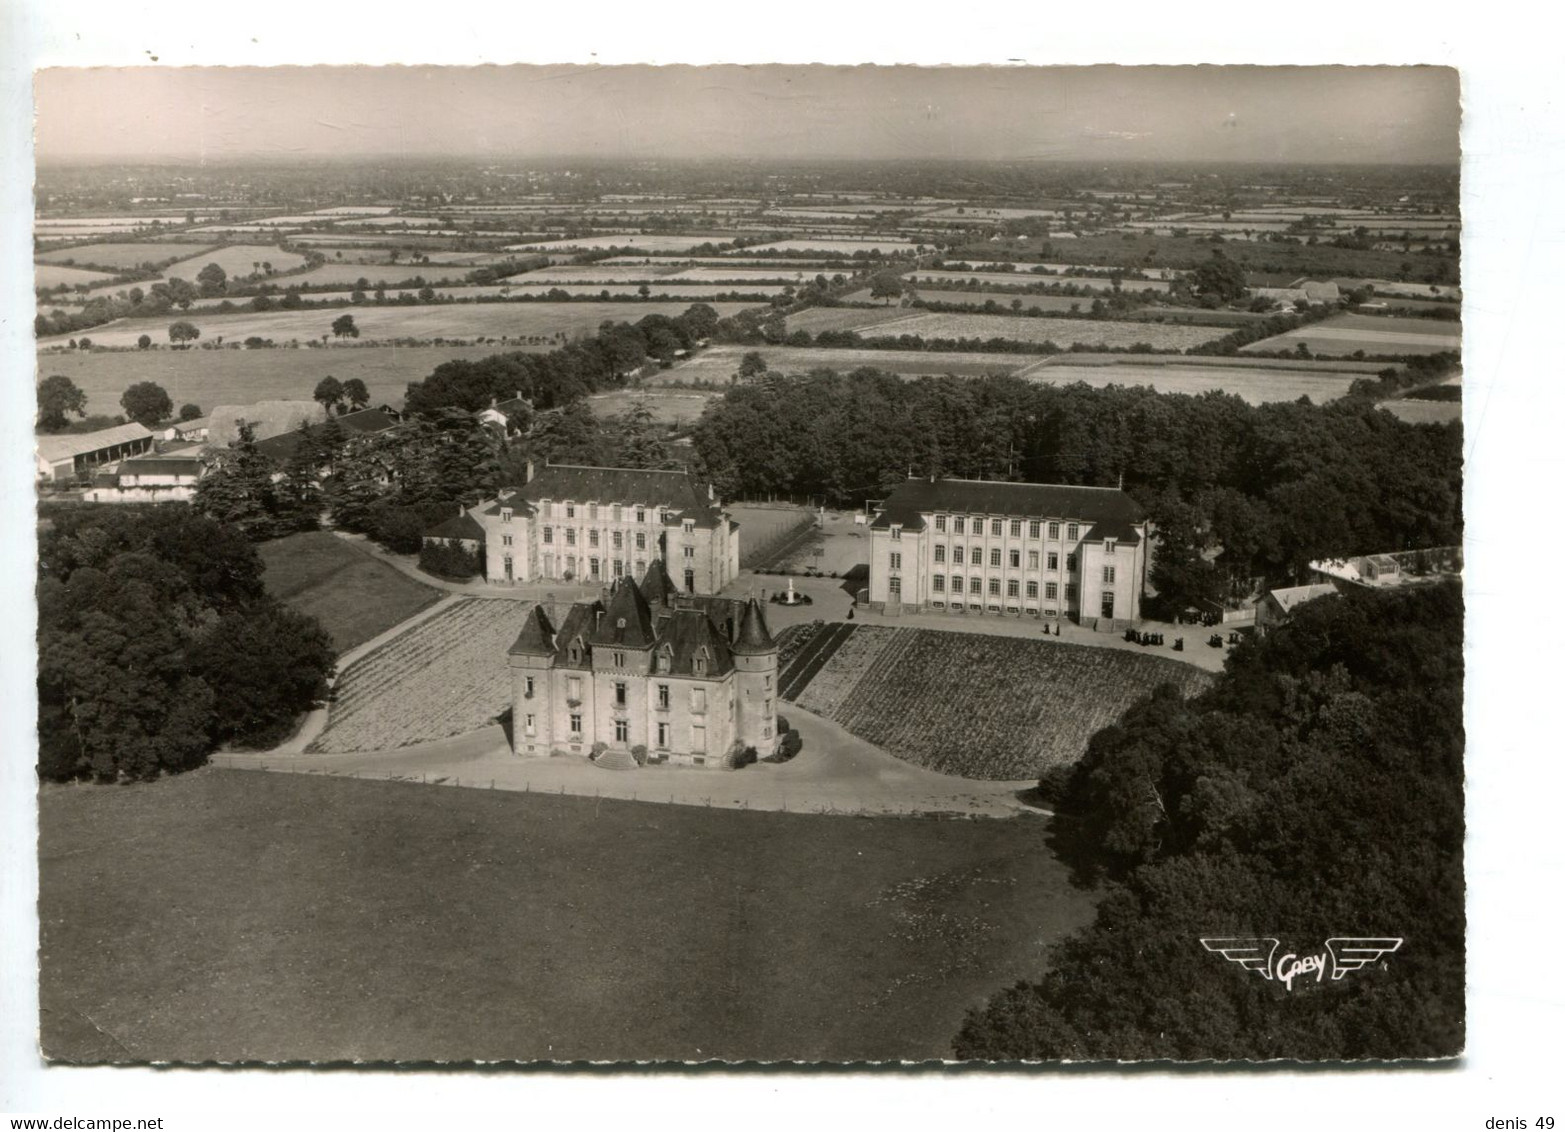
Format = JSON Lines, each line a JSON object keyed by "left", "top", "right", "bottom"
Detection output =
{"left": 401, "top": 303, "right": 721, "bottom": 415}
{"left": 953, "top": 581, "right": 1464, "bottom": 1060}
{"left": 690, "top": 370, "right": 1462, "bottom": 599}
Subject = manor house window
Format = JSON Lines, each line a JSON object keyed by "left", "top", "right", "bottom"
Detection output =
{"left": 1067, "top": 523, "right": 1079, "bottom": 541}
{"left": 952, "top": 547, "right": 964, "bottom": 565}
{"left": 953, "top": 517, "right": 965, "bottom": 535}
{"left": 636, "top": 508, "right": 646, "bottom": 523}
{"left": 614, "top": 719, "right": 628, "bottom": 743}
{"left": 934, "top": 515, "right": 947, "bottom": 532}
{"left": 1029, "top": 520, "right": 1041, "bottom": 538}
{"left": 991, "top": 519, "right": 1002, "bottom": 536}
{"left": 934, "top": 545, "right": 946, "bottom": 563}
{"left": 1009, "top": 549, "right": 1020, "bottom": 568}
{"left": 889, "top": 552, "right": 901, "bottom": 570}
{"left": 657, "top": 684, "right": 670, "bottom": 709}
{"left": 615, "top": 681, "right": 627, "bottom": 706}
{"left": 543, "top": 526, "right": 553, "bottom": 544}
{"left": 566, "top": 503, "right": 576, "bottom": 519}
{"left": 1103, "top": 566, "right": 1116, "bottom": 584}
{"left": 1048, "top": 521, "right": 1060, "bottom": 540}
{"left": 569, "top": 714, "right": 582, "bottom": 735}
{"left": 932, "top": 574, "right": 945, "bottom": 592}
{"left": 989, "top": 548, "right": 1001, "bottom": 568}
{"left": 1010, "top": 520, "right": 1022, "bottom": 537}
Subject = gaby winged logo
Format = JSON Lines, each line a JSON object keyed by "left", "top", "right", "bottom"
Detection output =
{"left": 1200, "top": 937, "right": 1403, "bottom": 991}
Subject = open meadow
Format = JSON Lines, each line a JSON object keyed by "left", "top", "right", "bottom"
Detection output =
{"left": 37, "top": 300, "right": 760, "bottom": 350}
{"left": 739, "top": 238, "right": 919, "bottom": 255}
{"left": 856, "top": 290, "right": 1099, "bottom": 312}
{"left": 911, "top": 270, "right": 1172, "bottom": 293}
{"left": 1383, "top": 398, "right": 1463, "bottom": 424}
{"left": 1015, "top": 358, "right": 1363, "bottom": 404}
{"left": 258, "top": 532, "right": 443, "bottom": 654}
{"left": 36, "top": 242, "right": 215, "bottom": 270}
{"left": 1241, "top": 312, "right": 1461, "bottom": 356}
{"left": 34, "top": 263, "right": 119, "bottom": 289}
{"left": 857, "top": 312, "right": 1223, "bottom": 351}
{"left": 506, "top": 234, "right": 737, "bottom": 253}
{"left": 585, "top": 388, "right": 719, "bottom": 426}
{"left": 309, "top": 597, "right": 536, "bottom": 753}
{"left": 779, "top": 625, "right": 1214, "bottom": 779}
{"left": 33, "top": 343, "right": 536, "bottom": 413}
{"left": 38, "top": 770, "right": 1096, "bottom": 1062}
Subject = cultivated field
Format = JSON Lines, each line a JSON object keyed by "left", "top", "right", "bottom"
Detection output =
{"left": 37, "top": 301, "right": 760, "bottom": 350}
{"left": 911, "top": 270, "right": 1172, "bottom": 293}
{"left": 1015, "top": 359, "right": 1362, "bottom": 404}
{"left": 169, "top": 243, "right": 307, "bottom": 278}
{"left": 585, "top": 388, "right": 719, "bottom": 426}
{"left": 781, "top": 626, "right": 1214, "bottom": 779}
{"left": 1383, "top": 399, "right": 1462, "bottom": 424}
{"left": 38, "top": 771, "right": 1097, "bottom": 1061}
{"left": 658, "top": 344, "right": 1039, "bottom": 383}
{"left": 310, "top": 597, "right": 536, "bottom": 753}
{"left": 505, "top": 234, "right": 737, "bottom": 253}
{"left": 739, "top": 238, "right": 919, "bottom": 255}
{"left": 34, "top": 263, "right": 119, "bottom": 289}
{"left": 1241, "top": 312, "right": 1461, "bottom": 357}
{"left": 32, "top": 343, "right": 533, "bottom": 413}
{"left": 281, "top": 262, "right": 484, "bottom": 287}
{"left": 857, "top": 290, "right": 1098, "bottom": 312}
{"left": 258, "top": 532, "right": 443, "bottom": 654}
{"left": 785, "top": 307, "right": 920, "bottom": 335}
{"left": 36, "top": 242, "right": 215, "bottom": 270}
{"left": 857, "top": 312, "right": 1223, "bottom": 351}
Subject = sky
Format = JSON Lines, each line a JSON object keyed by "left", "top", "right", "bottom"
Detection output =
{"left": 33, "top": 64, "right": 1460, "bottom": 164}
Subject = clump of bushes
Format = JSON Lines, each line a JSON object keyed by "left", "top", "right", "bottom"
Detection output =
{"left": 419, "top": 538, "right": 483, "bottom": 580}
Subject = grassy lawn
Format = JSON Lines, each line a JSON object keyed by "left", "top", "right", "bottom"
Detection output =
{"left": 257, "top": 532, "right": 442, "bottom": 654}
{"left": 38, "top": 770, "right": 1097, "bottom": 1063}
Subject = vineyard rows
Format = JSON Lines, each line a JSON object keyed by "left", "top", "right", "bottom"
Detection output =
{"left": 310, "top": 598, "right": 536, "bottom": 753}
{"left": 795, "top": 627, "right": 911, "bottom": 719}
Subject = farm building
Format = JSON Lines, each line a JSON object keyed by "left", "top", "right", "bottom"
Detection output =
{"left": 1254, "top": 583, "right": 1340, "bottom": 635}
{"left": 83, "top": 452, "right": 206, "bottom": 504}
{"left": 35, "top": 422, "right": 155, "bottom": 484}
{"left": 446, "top": 464, "right": 740, "bottom": 591}
{"left": 507, "top": 567, "right": 778, "bottom": 767}
{"left": 251, "top": 406, "right": 401, "bottom": 463}
{"left": 866, "top": 477, "right": 1150, "bottom": 630}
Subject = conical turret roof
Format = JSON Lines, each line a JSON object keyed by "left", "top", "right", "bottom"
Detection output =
{"left": 508, "top": 604, "right": 557, "bottom": 656}
{"left": 640, "top": 557, "right": 680, "bottom": 606}
{"left": 592, "top": 577, "right": 656, "bottom": 648}
{"left": 730, "top": 597, "right": 776, "bottom": 655}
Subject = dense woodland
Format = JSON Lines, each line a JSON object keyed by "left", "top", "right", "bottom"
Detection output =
{"left": 689, "top": 369, "right": 1463, "bottom": 604}
{"left": 36, "top": 507, "right": 336, "bottom": 782}
{"left": 954, "top": 582, "right": 1464, "bottom": 1060}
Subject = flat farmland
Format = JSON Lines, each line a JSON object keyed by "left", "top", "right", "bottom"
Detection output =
{"left": 171, "top": 243, "right": 307, "bottom": 279}
{"left": 911, "top": 270, "right": 1172, "bottom": 293}
{"left": 192, "top": 282, "right": 788, "bottom": 309}
{"left": 505, "top": 234, "right": 738, "bottom": 253}
{"left": 861, "top": 290, "right": 1097, "bottom": 312}
{"left": 1241, "top": 312, "right": 1461, "bottom": 357}
{"left": 586, "top": 388, "right": 719, "bottom": 426}
{"left": 858, "top": 312, "right": 1222, "bottom": 351}
{"left": 658, "top": 344, "right": 1038, "bottom": 383}
{"left": 31, "top": 343, "right": 534, "bottom": 412}
{"left": 39, "top": 772, "right": 1096, "bottom": 1062}
{"left": 34, "top": 263, "right": 119, "bottom": 289}
{"left": 311, "top": 597, "right": 536, "bottom": 753}
{"left": 785, "top": 307, "right": 920, "bottom": 335}
{"left": 1015, "top": 359, "right": 1361, "bottom": 405}
{"left": 784, "top": 627, "right": 1215, "bottom": 780}
{"left": 1383, "top": 399, "right": 1462, "bottom": 424}
{"left": 37, "top": 301, "right": 760, "bottom": 350}
{"left": 37, "top": 242, "right": 214, "bottom": 270}
{"left": 740, "top": 238, "right": 919, "bottom": 255}
{"left": 274, "top": 262, "right": 479, "bottom": 287}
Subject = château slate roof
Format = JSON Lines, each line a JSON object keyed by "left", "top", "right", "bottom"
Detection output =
{"left": 730, "top": 598, "right": 776, "bottom": 656}
{"left": 528, "top": 576, "right": 771, "bottom": 678}
{"left": 424, "top": 512, "right": 487, "bottom": 543}
{"left": 508, "top": 604, "right": 558, "bottom": 656}
{"left": 640, "top": 558, "right": 681, "bottom": 606}
{"left": 512, "top": 464, "right": 722, "bottom": 526}
{"left": 592, "top": 577, "right": 657, "bottom": 649}
{"left": 871, "top": 477, "right": 1146, "bottom": 543}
